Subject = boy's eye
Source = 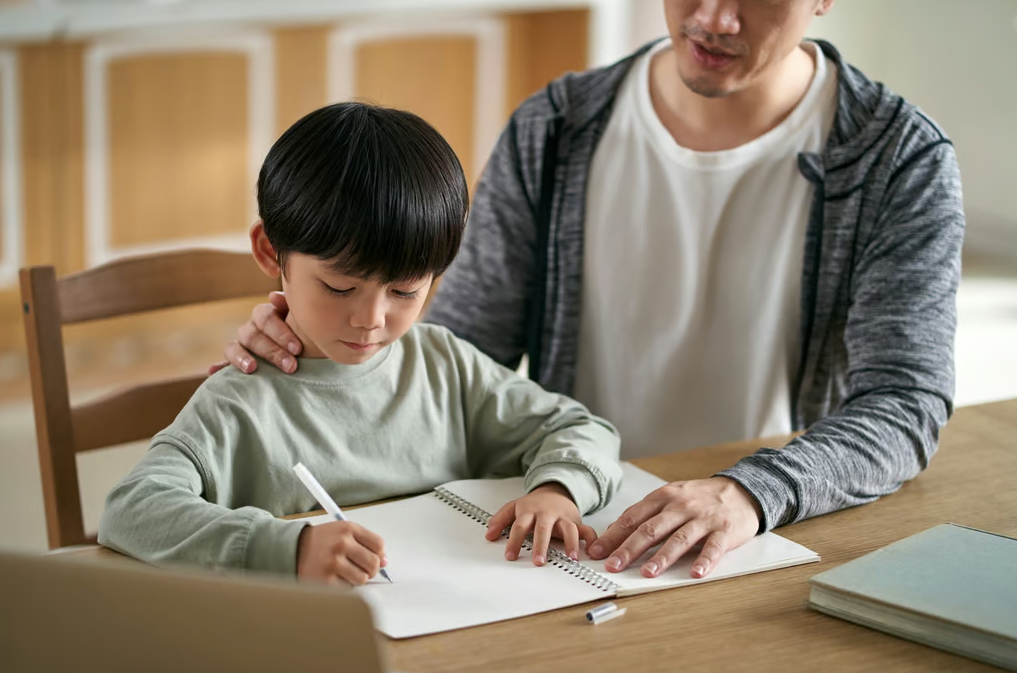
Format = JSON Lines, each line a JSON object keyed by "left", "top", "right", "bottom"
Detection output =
{"left": 392, "top": 289, "right": 419, "bottom": 300}
{"left": 321, "top": 282, "right": 353, "bottom": 297}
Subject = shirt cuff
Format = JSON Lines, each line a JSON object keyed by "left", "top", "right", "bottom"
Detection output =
{"left": 525, "top": 463, "right": 601, "bottom": 515}
{"left": 716, "top": 451, "right": 797, "bottom": 534}
{"left": 245, "top": 516, "right": 309, "bottom": 575}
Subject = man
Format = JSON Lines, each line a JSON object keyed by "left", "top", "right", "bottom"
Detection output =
{"left": 222, "top": 0, "right": 964, "bottom": 581}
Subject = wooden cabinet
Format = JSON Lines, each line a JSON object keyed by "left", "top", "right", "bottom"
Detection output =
{"left": 0, "top": 7, "right": 590, "bottom": 400}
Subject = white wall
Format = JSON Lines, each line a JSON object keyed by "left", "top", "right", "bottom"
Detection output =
{"left": 630, "top": 0, "right": 668, "bottom": 49}
{"left": 809, "top": 0, "right": 1017, "bottom": 256}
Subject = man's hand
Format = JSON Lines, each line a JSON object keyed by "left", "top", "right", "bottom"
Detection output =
{"left": 485, "top": 483, "right": 597, "bottom": 566}
{"left": 209, "top": 292, "right": 302, "bottom": 376}
{"left": 296, "top": 521, "right": 387, "bottom": 586}
{"left": 587, "top": 476, "right": 762, "bottom": 579}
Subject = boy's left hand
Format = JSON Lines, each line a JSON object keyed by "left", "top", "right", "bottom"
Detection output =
{"left": 485, "top": 482, "right": 597, "bottom": 566}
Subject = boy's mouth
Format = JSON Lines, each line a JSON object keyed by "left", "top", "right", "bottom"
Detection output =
{"left": 340, "top": 340, "right": 377, "bottom": 352}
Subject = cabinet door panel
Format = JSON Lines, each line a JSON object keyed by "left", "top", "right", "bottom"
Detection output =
{"left": 107, "top": 53, "right": 250, "bottom": 248}
{"left": 354, "top": 37, "right": 476, "bottom": 183}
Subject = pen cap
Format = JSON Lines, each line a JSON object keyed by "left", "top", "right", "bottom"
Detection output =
{"left": 586, "top": 602, "right": 626, "bottom": 625}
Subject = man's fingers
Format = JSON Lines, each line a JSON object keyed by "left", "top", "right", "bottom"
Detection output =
{"left": 267, "top": 291, "right": 290, "bottom": 313}
{"left": 530, "top": 516, "right": 554, "bottom": 566}
{"left": 236, "top": 322, "right": 296, "bottom": 373}
{"left": 486, "top": 503, "right": 515, "bottom": 542}
{"left": 250, "top": 301, "right": 302, "bottom": 356}
{"left": 640, "top": 521, "right": 706, "bottom": 578}
{"left": 223, "top": 342, "right": 258, "bottom": 374}
{"left": 690, "top": 532, "right": 729, "bottom": 578}
{"left": 588, "top": 497, "right": 665, "bottom": 560}
{"left": 604, "top": 511, "right": 688, "bottom": 573}
{"left": 208, "top": 360, "right": 230, "bottom": 376}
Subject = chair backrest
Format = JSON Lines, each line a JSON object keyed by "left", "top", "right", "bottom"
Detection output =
{"left": 19, "top": 249, "right": 280, "bottom": 549}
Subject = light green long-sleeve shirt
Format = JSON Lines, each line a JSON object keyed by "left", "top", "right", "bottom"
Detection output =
{"left": 98, "top": 323, "right": 622, "bottom": 575}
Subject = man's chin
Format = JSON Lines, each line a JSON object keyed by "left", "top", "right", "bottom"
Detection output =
{"left": 681, "top": 74, "right": 737, "bottom": 99}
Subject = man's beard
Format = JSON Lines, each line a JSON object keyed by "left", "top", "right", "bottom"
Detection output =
{"left": 680, "top": 74, "right": 734, "bottom": 99}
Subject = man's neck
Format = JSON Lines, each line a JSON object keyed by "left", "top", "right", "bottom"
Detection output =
{"left": 649, "top": 43, "right": 817, "bottom": 152}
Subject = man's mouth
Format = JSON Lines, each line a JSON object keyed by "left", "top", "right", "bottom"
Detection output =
{"left": 694, "top": 39, "right": 737, "bottom": 57}
{"left": 689, "top": 39, "right": 738, "bottom": 69}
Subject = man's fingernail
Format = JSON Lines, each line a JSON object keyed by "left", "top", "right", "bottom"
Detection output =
{"left": 692, "top": 564, "right": 706, "bottom": 576}
{"left": 569, "top": 550, "right": 579, "bottom": 560}
{"left": 589, "top": 543, "right": 603, "bottom": 557}
{"left": 534, "top": 554, "right": 545, "bottom": 566}
{"left": 505, "top": 550, "right": 517, "bottom": 561}
{"left": 288, "top": 341, "right": 300, "bottom": 355}
{"left": 282, "top": 356, "right": 295, "bottom": 371}
{"left": 241, "top": 358, "right": 252, "bottom": 372}
{"left": 606, "top": 556, "right": 622, "bottom": 571}
{"left": 643, "top": 561, "right": 658, "bottom": 575}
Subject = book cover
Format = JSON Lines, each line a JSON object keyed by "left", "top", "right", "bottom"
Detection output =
{"left": 807, "top": 523, "right": 1017, "bottom": 670}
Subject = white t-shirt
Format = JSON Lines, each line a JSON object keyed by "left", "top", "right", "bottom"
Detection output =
{"left": 574, "top": 40, "right": 838, "bottom": 458}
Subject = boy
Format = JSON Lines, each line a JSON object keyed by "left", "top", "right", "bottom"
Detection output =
{"left": 98, "top": 102, "right": 623, "bottom": 585}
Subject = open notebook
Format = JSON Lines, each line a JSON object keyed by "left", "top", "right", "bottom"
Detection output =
{"left": 307, "top": 462, "right": 819, "bottom": 638}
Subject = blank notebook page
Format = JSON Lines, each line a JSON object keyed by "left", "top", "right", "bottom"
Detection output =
{"left": 309, "top": 494, "right": 606, "bottom": 638}
{"left": 305, "top": 462, "right": 819, "bottom": 637}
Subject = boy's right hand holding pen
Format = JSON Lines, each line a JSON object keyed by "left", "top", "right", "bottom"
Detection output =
{"left": 296, "top": 522, "right": 388, "bottom": 586}
{"left": 293, "top": 462, "right": 391, "bottom": 586}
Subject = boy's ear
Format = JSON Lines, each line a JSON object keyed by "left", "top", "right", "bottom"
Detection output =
{"left": 250, "top": 221, "right": 281, "bottom": 277}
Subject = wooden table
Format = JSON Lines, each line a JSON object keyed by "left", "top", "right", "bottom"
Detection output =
{"left": 387, "top": 399, "right": 1016, "bottom": 673}
{"left": 68, "top": 399, "right": 1017, "bottom": 672}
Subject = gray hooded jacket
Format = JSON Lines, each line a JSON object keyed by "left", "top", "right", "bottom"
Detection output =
{"left": 426, "top": 40, "right": 965, "bottom": 533}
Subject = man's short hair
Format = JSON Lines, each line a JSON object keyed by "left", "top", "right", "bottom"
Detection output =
{"left": 257, "top": 101, "right": 469, "bottom": 282}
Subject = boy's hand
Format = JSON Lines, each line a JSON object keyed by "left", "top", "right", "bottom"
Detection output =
{"left": 485, "top": 483, "right": 597, "bottom": 566}
{"left": 296, "top": 521, "right": 387, "bottom": 586}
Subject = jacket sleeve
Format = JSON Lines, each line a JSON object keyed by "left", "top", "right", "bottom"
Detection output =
{"left": 718, "top": 139, "right": 965, "bottom": 532}
{"left": 424, "top": 115, "right": 541, "bottom": 370}
{"left": 98, "top": 437, "right": 306, "bottom": 575}
{"left": 448, "top": 332, "right": 623, "bottom": 515}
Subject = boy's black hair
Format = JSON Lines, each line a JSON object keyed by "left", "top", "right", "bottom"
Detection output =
{"left": 257, "top": 101, "right": 469, "bottom": 282}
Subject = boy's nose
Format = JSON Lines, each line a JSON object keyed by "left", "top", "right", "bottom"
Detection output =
{"left": 350, "top": 299, "right": 385, "bottom": 330}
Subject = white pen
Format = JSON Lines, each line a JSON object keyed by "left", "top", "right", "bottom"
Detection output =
{"left": 293, "top": 462, "right": 393, "bottom": 583}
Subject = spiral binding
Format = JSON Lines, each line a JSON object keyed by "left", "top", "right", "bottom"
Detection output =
{"left": 432, "top": 488, "right": 620, "bottom": 594}
{"left": 434, "top": 487, "right": 491, "bottom": 526}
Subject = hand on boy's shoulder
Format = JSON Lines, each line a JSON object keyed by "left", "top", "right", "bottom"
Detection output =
{"left": 296, "top": 521, "right": 387, "bottom": 586}
{"left": 219, "top": 291, "right": 302, "bottom": 376}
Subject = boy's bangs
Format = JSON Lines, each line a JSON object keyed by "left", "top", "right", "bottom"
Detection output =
{"left": 318, "top": 161, "right": 465, "bottom": 284}
{"left": 263, "top": 103, "right": 468, "bottom": 284}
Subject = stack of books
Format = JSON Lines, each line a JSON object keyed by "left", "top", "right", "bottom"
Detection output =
{"left": 807, "top": 523, "right": 1017, "bottom": 670}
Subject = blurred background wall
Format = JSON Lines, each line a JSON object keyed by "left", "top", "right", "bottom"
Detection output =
{"left": 0, "top": 0, "right": 1014, "bottom": 551}
{"left": 808, "top": 0, "right": 1017, "bottom": 259}
{"left": 0, "top": 0, "right": 600, "bottom": 405}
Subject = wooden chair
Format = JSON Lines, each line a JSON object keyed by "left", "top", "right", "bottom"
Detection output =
{"left": 19, "top": 249, "right": 280, "bottom": 549}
